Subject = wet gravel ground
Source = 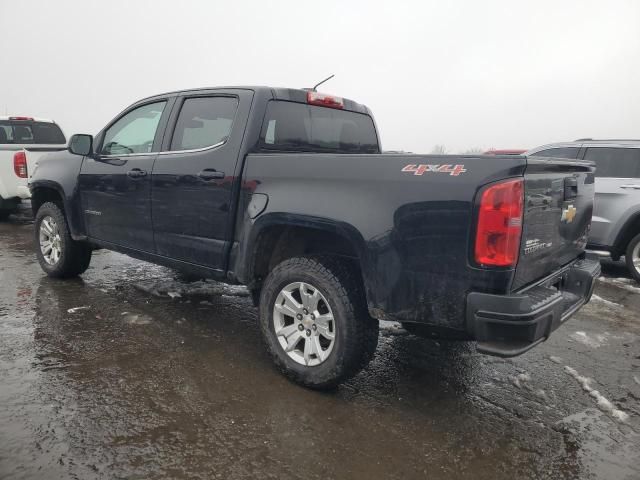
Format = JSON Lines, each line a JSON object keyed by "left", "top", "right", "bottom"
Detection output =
{"left": 1, "top": 213, "right": 639, "bottom": 480}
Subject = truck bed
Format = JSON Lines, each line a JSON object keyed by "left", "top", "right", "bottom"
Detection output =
{"left": 239, "top": 152, "right": 594, "bottom": 331}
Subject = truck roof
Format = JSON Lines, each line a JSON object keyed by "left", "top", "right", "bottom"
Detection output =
{"left": 133, "top": 86, "right": 373, "bottom": 115}
{"left": 528, "top": 139, "right": 640, "bottom": 154}
{"left": 0, "top": 115, "right": 56, "bottom": 123}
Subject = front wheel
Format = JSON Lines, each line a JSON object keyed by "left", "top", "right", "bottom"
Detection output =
{"left": 259, "top": 256, "right": 379, "bottom": 389}
{"left": 35, "top": 202, "right": 92, "bottom": 278}
{"left": 625, "top": 233, "right": 640, "bottom": 283}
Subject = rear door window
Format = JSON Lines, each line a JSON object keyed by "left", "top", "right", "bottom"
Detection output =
{"left": 258, "top": 101, "right": 379, "bottom": 154}
{"left": 0, "top": 121, "right": 66, "bottom": 144}
{"left": 584, "top": 147, "right": 640, "bottom": 178}
{"left": 530, "top": 147, "right": 580, "bottom": 159}
{"left": 170, "top": 96, "right": 238, "bottom": 151}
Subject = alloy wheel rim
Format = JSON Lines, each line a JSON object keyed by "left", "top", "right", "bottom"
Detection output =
{"left": 272, "top": 281, "right": 336, "bottom": 366}
{"left": 39, "top": 216, "right": 62, "bottom": 265}
{"left": 633, "top": 243, "right": 640, "bottom": 274}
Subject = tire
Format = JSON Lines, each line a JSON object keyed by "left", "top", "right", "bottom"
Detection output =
{"left": 625, "top": 233, "right": 640, "bottom": 283}
{"left": 259, "top": 256, "right": 379, "bottom": 389}
{"left": 34, "top": 202, "right": 92, "bottom": 278}
{"left": 0, "top": 210, "right": 11, "bottom": 221}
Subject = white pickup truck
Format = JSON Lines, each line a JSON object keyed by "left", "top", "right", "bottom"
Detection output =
{"left": 0, "top": 116, "right": 67, "bottom": 219}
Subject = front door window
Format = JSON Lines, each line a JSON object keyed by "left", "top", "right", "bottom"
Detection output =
{"left": 101, "top": 101, "right": 166, "bottom": 155}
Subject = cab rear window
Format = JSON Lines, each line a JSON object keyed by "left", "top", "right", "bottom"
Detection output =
{"left": 0, "top": 121, "right": 66, "bottom": 144}
{"left": 258, "top": 101, "right": 379, "bottom": 154}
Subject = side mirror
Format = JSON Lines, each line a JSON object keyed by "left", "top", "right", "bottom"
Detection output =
{"left": 69, "top": 134, "right": 94, "bottom": 156}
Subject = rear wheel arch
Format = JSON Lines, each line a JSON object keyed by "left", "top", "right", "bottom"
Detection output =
{"left": 242, "top": 215, "right": 372, "bottom": 302}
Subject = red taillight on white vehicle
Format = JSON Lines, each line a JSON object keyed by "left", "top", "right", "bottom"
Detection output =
{"left": 474, "top": 178, "right": 524, "bottom": 267}
{"left": 306, "top": 91, "right": 344, "bottom": 109}
{"left": 13, "top": 151, "right": 28, "bottom": 178}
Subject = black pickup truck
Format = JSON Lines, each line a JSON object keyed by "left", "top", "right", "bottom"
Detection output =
{"left": 30, "top": 86, "right": 600, "bottom": 388}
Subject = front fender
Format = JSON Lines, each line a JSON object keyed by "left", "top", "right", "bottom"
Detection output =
{"left": 30, "top": 151, "right": 86, "bottom": 239}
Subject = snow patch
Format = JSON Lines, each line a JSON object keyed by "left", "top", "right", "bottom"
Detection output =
{"left": 590, "top": 294, "right": 623, "bottom": 309}
{"left": 67, "top": 306, "right": 90, "bottom": 314}
{"left": 597, "top": 276, "right": 640, "bottom": 293}
{"left": 512, "top": 373, "right": 531, "bottom": 389}
{"left": 569, "top": 331, "right": 607, "bottom": 348}
{"left": 564, "top": 366, "right": 629, "bottom": 423}
{"left": 123, "top": 313, "right": 152, "bottom": 326}
{"left": 549, "top": 355, "right": 563, "bottom": 364}
{"left": 133, "top": 279, "right": 250, "bottom": 299}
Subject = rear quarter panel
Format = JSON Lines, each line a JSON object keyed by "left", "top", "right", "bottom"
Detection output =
{"left": 237, "top": 153, "right": 526, "bottom": 329}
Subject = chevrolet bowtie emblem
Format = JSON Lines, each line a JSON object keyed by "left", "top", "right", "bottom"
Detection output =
{"left": 561, "top": 205, "right": 577, "bottom": 223}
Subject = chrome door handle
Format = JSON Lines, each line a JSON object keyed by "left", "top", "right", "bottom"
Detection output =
{"left": 197, "top": 169, "right": 225, "bottom": 180}
{"left": 127, "top": 168, "right": 147, "bottom": 178}
{"left": 620, "top": 184, "right": 640, "bottom": 189}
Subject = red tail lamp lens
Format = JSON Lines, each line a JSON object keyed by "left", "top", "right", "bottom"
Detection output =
{"left": 474, "top": 178, "right": 524, "bottom": 267}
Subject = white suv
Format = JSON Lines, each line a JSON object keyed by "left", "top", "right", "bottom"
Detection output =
{"left": 0, "top": 116, "right": 67, "bottom": 219}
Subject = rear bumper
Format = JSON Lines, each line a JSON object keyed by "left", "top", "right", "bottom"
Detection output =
{"left": 466, "top": 256, "right": 601, "bottom": 357}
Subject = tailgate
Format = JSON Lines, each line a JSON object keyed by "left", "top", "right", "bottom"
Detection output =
{"left": 512, "top": 156, "right": 595, "bottom": 290}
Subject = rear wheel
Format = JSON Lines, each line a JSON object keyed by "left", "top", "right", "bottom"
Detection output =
{"left": 35, "top": 202, "right": 92, "bottom": 278}
{"left": 259, "top": 256, "right": 378, "bottom": 389}
{"left": 625, "top": 234, "right": 640, "bottom": 283}
{"left": 0, "top": 210, "right": 11, "bottom": 221}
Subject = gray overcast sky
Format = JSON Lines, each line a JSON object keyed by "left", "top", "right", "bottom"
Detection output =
{"left": 1, "top": 0, "right": 639, "bottom": 153}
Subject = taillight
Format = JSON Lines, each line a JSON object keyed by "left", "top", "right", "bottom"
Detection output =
{"left": 474, "top": 178, "right": 524, "bottom": 267}
{"left": 13, "top": 151, "right": 28, "bottom": 178}
{"left": 306, "top": 91, "right": 344, "bottom": 109}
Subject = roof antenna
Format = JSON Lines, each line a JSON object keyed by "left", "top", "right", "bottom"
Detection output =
{"left": 312, "top": 74, "right": 335, "bottom": 92}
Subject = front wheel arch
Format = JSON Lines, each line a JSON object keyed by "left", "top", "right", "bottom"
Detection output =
{"left": 31, "top": 186, "right": 65, "bottom": 217}
{"left": 34, "top": 202, "right": 92, "bottom": 278}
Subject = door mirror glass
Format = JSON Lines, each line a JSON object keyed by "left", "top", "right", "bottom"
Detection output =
{"left": 68, "top": 134, "right": 93, "bottom": 156}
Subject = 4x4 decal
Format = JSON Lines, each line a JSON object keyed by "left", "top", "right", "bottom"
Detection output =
{"left": 401, "top": 164, "right": 467, "bottom": 176}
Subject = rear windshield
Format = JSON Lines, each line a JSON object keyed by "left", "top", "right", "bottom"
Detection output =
{"left": 258, "top": 101, "right": 379, "bottom": 154}
{"left": 0, "top": 121, "right": 66, "bottom": 144}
